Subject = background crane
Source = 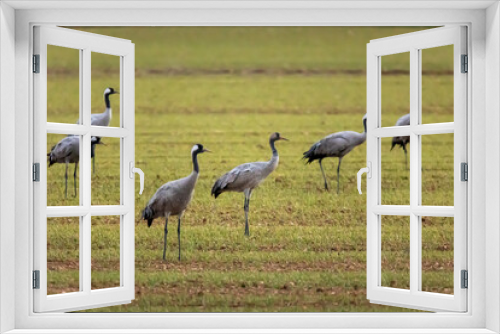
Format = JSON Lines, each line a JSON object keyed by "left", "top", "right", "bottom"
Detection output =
{"left": 211, "top": 132, "right": 288, "bottom": 236}
{"left": 303, "top": 114, "right": 367, "bottom": 193}
{"left": 391, "top": 113, "right": 410, "bottom": 169}
{"left": 47, "top": 136, "right": 103, "bottom": 198}
{"left": 76, "top": 87, "right": 118, "bottom": 174}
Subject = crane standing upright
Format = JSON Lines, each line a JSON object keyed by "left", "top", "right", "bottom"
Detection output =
{"left": 76, "top": 87, "right": 118, "bottom": 174}
{"left": 211, "top": 132, "right": 288, "bottom": 237}
{"left": 142, "top": 144, "right": 211, "bottom": 261}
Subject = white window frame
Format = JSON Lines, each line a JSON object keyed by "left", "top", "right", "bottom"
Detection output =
{"left": 0, "top": 1, "right": 499, "bottom": 333}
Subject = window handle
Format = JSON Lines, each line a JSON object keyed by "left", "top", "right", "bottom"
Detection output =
{"left": 357, "top": 162, "right": 371, "bottom": 194}
{"left": 129, "top": 162, "right": 144, "bottom": 195}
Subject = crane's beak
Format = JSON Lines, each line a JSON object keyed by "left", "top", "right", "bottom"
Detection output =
{"left": 279, "top": 137, "right": 289, "bottom": 141}
{"left": 203, "top": 148, "right": 212, "bottom": 153}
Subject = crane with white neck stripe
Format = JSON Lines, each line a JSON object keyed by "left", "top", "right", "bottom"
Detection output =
{"left": 141, "top": 144, "right": 211, "bottom": 261}
{"left": 76, "top": 87, "right": 118, "bottom": 175}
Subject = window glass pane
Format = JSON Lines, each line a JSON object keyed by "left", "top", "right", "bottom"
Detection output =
{"left": 47, "top": 45, "right": 80, "bottom": 124}
{"left": 421, "top": 216, "right": 454, "bottom": 294}
{"left": 47, "top": 134, "right": 81, "bottom": 206}
{"left": 381, "top": 137, "right": 409, "bottom": 205}
{"left": 381, "top": 215, "right": 410, "bottom": 290}
{"left": 92, "top": 216, "right": 121, "bottom": 290}
{"left": 381, "top": 52, "right": 410, "bottom": 128}
{"left": 421, "top": 133, "right": 454, "bottom": 206}
{"left": 92, "top": 52, "right": 121, "bottom": 128}
{"left": 91, "top": 137, "right": 121, "bottom": 205}
{"left": 47, "top": 216, "right": 80, "bottom": 295}
{"left": 421, "top": 45, "right": 454, "bottom": 124}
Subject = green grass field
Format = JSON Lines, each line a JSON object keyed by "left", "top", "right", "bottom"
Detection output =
{"left": 45, "top": 27, "right": 454, "bottom": 312}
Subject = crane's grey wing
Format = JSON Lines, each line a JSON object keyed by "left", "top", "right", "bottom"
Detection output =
{"left": 76, "top": 113, "right": 108, "bottom": 126}
{"left": 316, "top": 134, "right": 351, "bottom": 157}
{"left": 220, "top": 164, "right": 254, "bottom": 188}
{"left": 146, "top": 182, "right": 176, "bottom": 218}
{"left": 395, "top": 113, "right": 410, "bottom": 126}
{"left": 91, "top": 113, "right": 111, "bottom": 127}
{"left": 214, "top": 162, "right": 267, "bottom": 193}
{"left": 52, "top": 137, "right": 78, "bottom": 161}
{"left": 91, "top": 114, "right": 102, "bottom": 126}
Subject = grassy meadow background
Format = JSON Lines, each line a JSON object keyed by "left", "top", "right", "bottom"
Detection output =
{"left": 45, "top": 27, "right": 454, "bottom": 312}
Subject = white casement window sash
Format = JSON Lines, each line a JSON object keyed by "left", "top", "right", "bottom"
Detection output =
{"left": 32, "top": 26, "right": 136, "bottom": 313}
{"left": 366, "top": 26, "right": 467, "bottom": 312}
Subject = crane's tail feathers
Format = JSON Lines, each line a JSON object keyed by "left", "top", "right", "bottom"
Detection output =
{"left": 142, "top": 206, "right": 155, "bottom": 227}
{"left": 390, "top": 137, "right": 401, "bottom": 151}
{"left": 302, "top": 143, "right": 320, "bottom": 164}
{"left": 211, "top": 179, "right": 224, "bottom": 199}
{"left": 47, "top": 153, "right": 56, "bottom": 167}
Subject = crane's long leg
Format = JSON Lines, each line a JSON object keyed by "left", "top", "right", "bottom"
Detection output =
{"left": 319, "top": 159, "right": 328, "bottom": 190}
{"left": 64, "top": 162, "right": 69, "bottom": 199}
{"left": 402, "top": 143, "right": 408, "bottom": 170}
{"left": 244, "top": 198, "right": 250, "bottom": 236}
{"left": 243, "top": 189, "right": 252, "bottom": 237}
{"left": 177, "top": 213, "right": 183, "bottom": 261}
{"left": 163, "top": 216, "right": 169, "bottom": 261}
{"left": 337, "top": 157, "right": 343, "bottom": 194}
{"left": 74, "top": 162, "right": 78, "bottom": 197}
{"left": 92, "top": 156, "right": 96, "bottom": 176}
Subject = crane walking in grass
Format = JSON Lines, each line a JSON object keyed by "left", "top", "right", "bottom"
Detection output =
{"left": 76, "top": 87, "right": 118, "bottom": 175}
{"left": 142, "top": 144, "right": 211, "bottom": 261}
{"left": 303, "top": 114, "right": 367, "bottom": 194}
{"left": 391, "top": 113, "right": 410, "bottom": 169}
{"left": 48, "top": 136, "right": 104, "bottom": 198}
{"left": 211, "top": 132, "right": 288, "bottom": 237}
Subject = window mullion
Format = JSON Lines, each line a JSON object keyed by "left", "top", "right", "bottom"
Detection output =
{"left": 81, "top": 48, "right": 92, "bottom": 295}
{"left": 409, "top": 47, "right": 420, "bottom": 294}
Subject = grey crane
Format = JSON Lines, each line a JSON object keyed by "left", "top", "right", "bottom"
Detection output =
{"left": 211, "top": 132, "right": 288, "bottom": 237}
{"left": 303, "top": 114, "right": 367, "bottom": 194}
{"left": 78, "top": 87, "right": 119, "bottom": 126}
{"left": 47, "top": 136, "right": 103, "bottom": 198}
{"left": 141, "top": 144, "right": 211, "bottom": 261}
{"left": 391, "top": 113, "right": 410, "bottom": 169}
{"left": 76, "top": 87, "right": 118, "bottom": 174}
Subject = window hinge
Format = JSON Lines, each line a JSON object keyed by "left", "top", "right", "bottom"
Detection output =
{"left": 33, "top": 54, "right": 40, "bottom": 73}
{"left": 461, "top": 270, "right": 468, "bottom": 289}
{"left": 461, "top": 162, "right": 468, "bottom": 181}
{"left": 33, "top": 270, "right": 40, "bottom": 289}
{"left": 461, "top": 54, "right": 468, "bottom": 73}
{"left": 33, "top": 163, "right": 40, "bottom": 182}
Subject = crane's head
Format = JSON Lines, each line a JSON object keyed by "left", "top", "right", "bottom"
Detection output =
{"left": 91, "top": 136, "right": 105, "bottom": 146}
{"left": 362, "top": 114, "right": 367, "bottom": 133}
{"left": 191, "top": 144, "right": 211, "bottom": 155}
{"left": 270, "top": 132, "right": 289, "bottom": 142}
{"left": 104, "top": 87, "right": 119, "bottom": 96}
